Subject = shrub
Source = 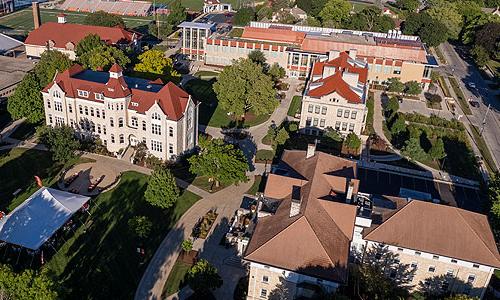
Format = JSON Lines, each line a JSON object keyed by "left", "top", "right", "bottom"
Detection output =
{"left": 128, "top": 216, "right": 153, "bottom": 239}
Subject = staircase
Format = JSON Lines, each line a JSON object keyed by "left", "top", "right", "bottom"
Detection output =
{"left": 121, "top": 145, "right": 135, "bottom": 163}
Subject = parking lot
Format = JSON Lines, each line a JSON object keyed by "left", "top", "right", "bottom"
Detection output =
{"left": 358, "top": 168, "right": 486, "bottom": 213}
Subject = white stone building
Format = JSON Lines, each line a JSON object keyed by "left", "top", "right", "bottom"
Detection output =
{"left": 300, "top": 50, "right": 369, "bottom": 136}
{"left": 42, "top": 64, "right": 198, "bottom": 161}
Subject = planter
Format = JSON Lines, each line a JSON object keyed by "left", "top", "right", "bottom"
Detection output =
{"left": 191, "top": 210, "right": 218, "bottom": 239}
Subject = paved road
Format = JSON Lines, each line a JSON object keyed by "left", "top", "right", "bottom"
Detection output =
{"left": 439, "top": 42, "right": 500, "bottom": 169}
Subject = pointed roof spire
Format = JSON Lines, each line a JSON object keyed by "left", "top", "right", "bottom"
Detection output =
{"left": 109, "top": 63, "right": 123, "bottom": 73}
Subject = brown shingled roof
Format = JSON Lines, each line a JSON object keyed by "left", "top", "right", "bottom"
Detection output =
{"left": 364, "top": 200, "right": 500, "bottom": 268}
{"left": 245, "top": 150, "right": 358, "bottom": 283}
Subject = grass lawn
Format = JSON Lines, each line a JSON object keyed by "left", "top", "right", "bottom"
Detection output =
{"left": 433, "top": 46, "right": 447, "bottom": 65}
{"left": 163, "top": 260, "right": 191, "bottom": 296}
{"left": 470, "top": 125, "right": 497, "bottom": 173}
{"left": 183, "top": 78, "right": 270, "bottom": 128}
{"left": 194, "top": 70, "right": 219, "bottom": 79}
{"left": 0, "top": 8, "right": 152, "bottom": 34}
{"left": 245, "top": 175, "right": 266, "bottom": 196}
{"left": 191, "top": 176, "right": 226, "bottom": 193}
{"left": 44, "top": 171, "right": 201, "bottom": 299}
{"left": 350, "top": 1, "right": 371, "bottom": 12}
{"left": 437, "top": 75, "right": 451, "bottom": 98}
{"left": 448, "top": 76, "right": 472, "bottom": 115}
{"left": 287, "top": 96, "right": 302, "bottom": 117}
{"left": 8, "top": 121, "right": 38, "bottom": 140}
{"left": 363, "top": 92, "right": 375, "bottom": 135}
{"left": 255, "top": 149, "right": 274, "bottom": 163}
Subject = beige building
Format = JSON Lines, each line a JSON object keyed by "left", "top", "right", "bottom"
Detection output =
{"left": 42, "top": 64, "right": 198, "bottom": 160}
{"left": 300, "top": 50, "right": 368, "bottom": 136}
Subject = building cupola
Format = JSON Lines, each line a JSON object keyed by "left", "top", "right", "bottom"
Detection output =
{"left": 109, "top": 64, "right": 123, "bottom": 79}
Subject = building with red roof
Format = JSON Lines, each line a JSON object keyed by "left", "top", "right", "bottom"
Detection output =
{"left": 299, "top": 50, "right": 369, "bottom": 136}
{"left": 42, "top": 64, "right": 198, "bottom": 160}
{"left": 25, "top": 16, "right": 141, "bottom": 60}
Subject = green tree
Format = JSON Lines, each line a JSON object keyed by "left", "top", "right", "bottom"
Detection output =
{"left": 188, "top": 137, "right": 248, "bottom": 187}
{"left": 429, "top": 138, "right": 446, "bottom": 160}
{"left": 79, "top": 45, "right": 130, "bottom": 71}
{"left": 7, "top": 73, "right": 43, "bottom": 123}
{"left": 166, "top": 1, "right": 186, "bottom": 26}
{"left": 319, "top": 0, "right": 351, "bottom": 26}
{"left": 390, "top": 114, "right": 407, "bottom": 135}
{"left": 128, "top": 216, "right": 153, "bottom": 239}
{"left": 35, "top": 50, "right": 73, "bottom": 87}
{"left": 148, "top": 19, "right": 173, "bottom": 40}
{"left": 181, "top": 239, "right": 193, "bottom": 252}
{"left": 75, "top": 34, "right": 104, "bottom": 58}
{"left": 257, "top": 6, "right": 273, "bottom": 20}
{"left": 268, "top": 63, "right": 286, "bottom": 83}
{"left": 395, "top": 0, "right": 420, "bottom": 12}
{"left": 402, "top": 137, "right": 429, "bottom": 161}
{"left": 36, "top": 125, "right": 80, "bottom": 163}
{"left": 272, "top": 0, "right": 292, "bottom": 11}
{"left": 0, "top": 264, "right": 58, "bottom": 300}
{"left": 347, "top": 7, "right": 395, "bottom": 32}
{"left": 404, "top": 81, "right": 422, "bottom": 95}
{"left": 134, "top": 49, "right": 180, "bottom": 82}
{"left": 344, "top": 132, "right": 361, "bottom": 150}
{"left": 489, "top": 172, "right": 500, "bottom": 234}
{"left": 475, "top": 22, "right": 500, "bottom": 55}
{"left": 185, "top": 259, "right": 223, "bottom": 294}
{"left": 84, "top": 10, "right": 125, "bottom": 27}
{"left": 248, "top": 50, "right": 267, "bottom": 66}
{"left": 427, "top": 1, "right": 462, "bottom": 40}
{"left": 234, "top": 7, "right": 255, "bottom": 26}
{"left": 417, "top": 20, "right": 449, "bottom": 47}
{"left": 144, "top": 167, "right": 180, "bottom": 209}
{"left": 273, "top": 127, "right": 289, "bottom": 150}
{"left": 471, "top": 45, "right": 490, "bottom": 67}
{"left": 213, "top": 58, "right": 278, "bottom": 116}
{"left": 384, "top": 96, "right": 400, "bottom": 119}
{"left": 306, "top": 16, "right": 322, "bottom": 26}
{"left": 387, "top": 77, "right": 405, "bottom": 93}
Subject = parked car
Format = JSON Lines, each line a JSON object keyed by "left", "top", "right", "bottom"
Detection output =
{"left": 469, "top": 100, "right": 480, "bottom": 108}
{"left": 468, "top": 82, "right": 476, "bottom": 89}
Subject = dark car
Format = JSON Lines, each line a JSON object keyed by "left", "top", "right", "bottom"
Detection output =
{"left": 469, "top": 100, "right": 480, "bottom": 108}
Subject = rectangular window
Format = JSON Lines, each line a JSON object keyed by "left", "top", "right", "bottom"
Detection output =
{"left": 451, "top": 259, "right": 457, "bottom": 263}
{"left": 374, "top": 65, "right": 382, "bottom": 73}
{"left": 142, "top": 121, "right": 147, "bottom": 131}
{"left": 77, "top": 90, "right": 89, "bottom": 98}
{"left": 131, "top": 117, "right": 138, "bottom": 127}
{"left": 472, "top": 264, "right": 479, "bottom": 268}
{"left": 54, "top": 101, "right": 63, "bottom": 112}
{"left": 119, "top": 134, "right": 124, "bottom": 144}
{"left": 111, "top": 134, "right": 115, "bottom": 143}
{"left": 393, "top": 66, "right": 401, "bottom": 75}
{"left": 308, "top": 104, "right": 313, "bottom": 113}
{"left": 169, "top": 143, "right": 174, "bottom": 154}
{"left": 321, "top": 106, "right": 327, "bottom": 115}
{"left": 152, "top": 123, "right": 161, "bottom": 135}
{"left": 103, "top": 125, "right": 106, "bottom": 135}
{"left": 314, "top": 105, "right": 320, "bottom": 114}
{"left": 335, "top": 121, "right": 340, "bottom": 130}
{"left": 337, "top": 109, "right": 343, "bottom": 117}
{"left": 110, "top": 118, "right": 114, "bottom": 127}
{"left": 169, "top": 126, "right": 174, "bottom": 137}
{"left": 260, "top": 289, "right": 267, "bottom": 298}
{"left": 96, "top": 109, "right": 100, "bottom": 118}
{"left": 349, "top": 123, "right": 355, "bottom": 132}
{"left": 433, "top": 255, "right": 439, "bottom": 260}
{"left": 262, "top": 276, "right": 269, "bottom": 283}
{"left": 47, "top": 100, "right": 51, "bottom": 109}
{"left": 344, "top": 110, "right": 350, "bottom": 118}
{"left": 306, "top": 117, "right": 312, "bottom": 126}
{"left": 150, "top": 140, "right": 162, "bottom": 152}
{"left": 90, "top": 107, "right": 94, "bottom": 117}
{"left": 94, "top": 93, "right": 103, "bottom": 100}
{"left": 428, "top": 266, "right": 436, "bottom": 273}
{"left": 55, "top": 116, "right": 64, "bottom": 126}
{"left": 341, "top": 122, "right": 347, "bottom": 131}
{"left": 48, "top": 114, "right": 52, "bottom": 124}
{"left": 320, "top": 119, "right": 325, "bottom": 128}
{"left": 383, "top": 66, "right": 391, "bottom": 74}
{"left": 467, "top": 274, "right": 475, "bottom": 284}
{"left": 84, "top": 106, "right": 88, "bottom": 115}
{"left": 97, "top": 125, "right": 101, "bottom": 134}
{"left": 415, "top": 251, "right": 421, "bottom": 256}
{"left": 410, "top": 262, "right": 418, "bottom": 269}
{"left": 68, "top": 104, "right": 72, "bottom": 113}
{"left": 102, "top": 110, "right": 105, "bottom": 119}
{"left": 79, "top": 105, "right": 83, "bottom": 114}
{"left": 313, "top": 118, "right": 318, "bottom": 126}
{"left": 351, "top": 111, "right": 357, "bottom": 119}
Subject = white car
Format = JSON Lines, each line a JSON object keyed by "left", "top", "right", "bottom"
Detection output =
{"left": 468, "top": 82, "right": 476, "bottom": 89}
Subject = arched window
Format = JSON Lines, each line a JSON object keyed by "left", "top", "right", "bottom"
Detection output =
{"left": 110, "top": 134, "right": 115, "bottom": 143}
{"left": 119, "top": 134, "right": 124, "bottom": 144}
{"left": 118, "top": 117, "right": 124, "bottom": 127}
{"left": 110, "top": 117, "right": 114, "bottom": 127}
{"left": 152, "top": 112, "right": 161, "bottom": 120}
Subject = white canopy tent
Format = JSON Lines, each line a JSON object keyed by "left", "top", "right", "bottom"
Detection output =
{"left": 0, "top": 187, "right": 90, "bottom": 250}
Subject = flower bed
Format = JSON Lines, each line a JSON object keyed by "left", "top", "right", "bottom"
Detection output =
{"left": 192, "top": 210, "right": 218, "bottom": 239}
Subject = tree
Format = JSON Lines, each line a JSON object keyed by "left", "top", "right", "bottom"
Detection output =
{"left": 257, "top": 6, "right": 273, "bottom": 20}
{"left": 188, "top": 137, "right": 248, "bottom": 187}
{"left": 319, "top": 0, "right": 351, "bottom": 27}
{"left": 274, "top": 128, "right": 289, "bottom": 150}
{"left": 213, "top": 58, "right": 278, "bottom": 116}
{"left": 429, "top": 138, "right": 446, "bottom": 160}
{"left": 185, "top": 259, "right": 223, "bottom": 294}
{"left": 395, "top": 0, "right": 420, "bottom": 12}
{"left": 128, "top": 216, "right": 153, "bottom": 239}
{"left": 427, "top": 1, "right": 462, "bottom": 40}
{"left": 402, "top": 137, "right": 429, "bottom": 161}
{"left": 0, "top": 264, "right": 58, "bottom": 300}
{"left": 166, "top": 1, "right": 186, "bottom": 26}
{"left": 34, "top": 50, "right": 73, "bottom": 87}
{"left": 148, "top": 20, "right": 173, "bottom": 40}
{"left": 277, "top": 11, "right": 297, "bottom": 24}
{"left": 306, "top": 16, "right": 322, "bottom": 26}
{"left": 470, "top": 45, "right": 490, "bottom": 67}
{"left": 347, "top": 7, "right": 395, "bottom": 32}
{"left": 76, "top": 34, "right": 104, "bottom": 59}
{"left": 7, "top": 73, "right": 44, "bottom": 123}
{"left": 144, "top": 167, "right": 180, "bottom": 209}
{"left": 84, "top": 10, "right": 125, "bottom": 27}
{"left": 387, "top": 77, "right": 404, "bottom": 93}
{"left": 475, "top": 23, "right": 500, "bottom": 55}
{"left": 272, "top": 0, "right": 292, "bottom": 11}
{"left": 404, "top": 81, "right": 422, "bottom": 95}
{"left": 233, "top": 7, "right": 255, "bottom": 26}
{"left": 134, "top": 49, "right": 180, "bottom": 82}
{"left": 390, "top": 114, "right": 407, "bottom": 135}
{"left": 181, "top": 239, "right": 193, "bottom": 252}
{"left": 384, "top": 96, "right": 400, "bottom": 119}
{"left": 36, "top": 125, "right": 80, "bottom": 163}
{"left": 248, "top": 50, "right": 267, "bottom": 66}
{"left": 323, "top": 127, "right": 343, "bottom": 145}
{"left": 402, "top": 13, "right": 448, "bottom": 47}
{"left": 426, "top": 93, "right": 442, "bottom": 104}
{"left": 78, "top": 45, "right": 130, "bottom": 71}
{"left": 344, "top": 132, "right": 361, "bottom": 150}
{"left": 268, "top": 63, "right": 286, "bottom": 83}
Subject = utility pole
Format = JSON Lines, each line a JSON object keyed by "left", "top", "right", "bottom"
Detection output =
{"left": 479, "top": 104, "right": 491, "bottom": 136}
{"left": 154, "top": 0, "right": 159, "bottom": 39}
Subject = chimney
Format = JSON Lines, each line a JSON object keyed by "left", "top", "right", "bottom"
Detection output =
{"left": 306, "top": 141, "right": 316, "bottom": 159}
{"left": 348, "top": 49, "right": 357, "bottom": 60}
{"left": 290, "top": 186, "right": 302, "bottom": 217}
{"left": 32, "top": 2, "right": 41, "bottom": 29}
{"left": 328, "top": 50, "right": 340, "bottom": 60}
{"left": 346, "top": 180, "right": 355, "bottom": 203}
{"left": 57, "top": 13, "right": 67, "bottom": 24}
{"left": 342, "top": 72, "right": 359, "bottom": 87}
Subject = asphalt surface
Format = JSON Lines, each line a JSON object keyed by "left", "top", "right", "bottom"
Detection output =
{"left": 358, "top": 167, "right": 486, "bottom": 213}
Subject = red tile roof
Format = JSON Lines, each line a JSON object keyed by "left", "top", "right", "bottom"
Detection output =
{"left": 25, "top": 22, "right": 140, "bottom": 48}
{"left": 43, "top": 65, "right": 189, "bottom": 120}
{"left": 241, "top": 26, "right": 305, "bottom": 44}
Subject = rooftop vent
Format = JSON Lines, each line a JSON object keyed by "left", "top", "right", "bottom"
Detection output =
{"left": 290, "top": 185, "right": 302, "bottom": 217}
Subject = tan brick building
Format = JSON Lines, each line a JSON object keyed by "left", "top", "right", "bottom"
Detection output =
{"left": 42, "top": 64, "right": 198, "bottom": 160}
{"left": 300, "top": 50, "right": 368, "bottom": 136}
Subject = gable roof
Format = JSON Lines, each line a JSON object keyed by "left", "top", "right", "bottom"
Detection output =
{"left": 43, "top": 65, "right": 189, "bottom": 120}
{"left": 245, "top": 150, "right": 358, "bottom": 283}
{"left": 364, "top": 200, "right": 500, "bottom": 268}
{"left": 308, "top": 72, "right": 363, "bottom": 103}
{"left": 25, "top": 22, "right": 139, "bottom": 48}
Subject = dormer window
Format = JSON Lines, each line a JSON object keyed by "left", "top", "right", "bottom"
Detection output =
{"left": 94, "top": 93, "right": 104, "bottom": 100}
{"left": 77, "top": 90, "right": 89, "bottom": 98}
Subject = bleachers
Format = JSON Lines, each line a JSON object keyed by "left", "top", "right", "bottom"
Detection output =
{"left": 59, "top": 0, "right": 153, "bottom": 16}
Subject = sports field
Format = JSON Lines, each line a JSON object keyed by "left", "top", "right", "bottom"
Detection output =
{"left": 0, "top": 8, "right": 153, "bottom": 34}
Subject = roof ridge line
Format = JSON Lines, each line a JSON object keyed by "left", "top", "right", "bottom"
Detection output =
{"left": 364, "top": 198, "right": 413, "bottom": 240}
